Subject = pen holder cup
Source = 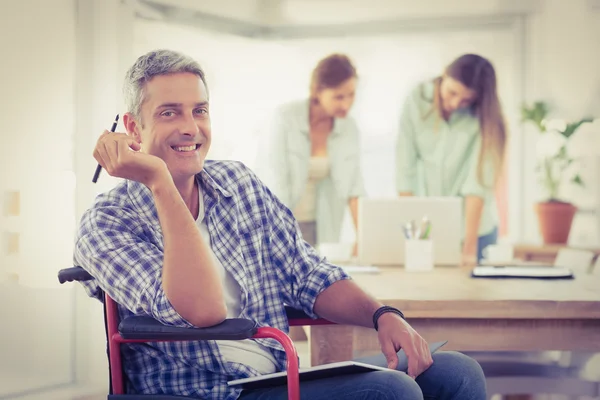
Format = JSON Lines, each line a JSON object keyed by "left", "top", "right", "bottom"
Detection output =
{"left": 404, "top": 239, "right": 434, "bottom": 271}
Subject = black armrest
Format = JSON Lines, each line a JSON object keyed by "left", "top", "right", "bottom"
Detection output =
{"left": 119, "top": 316, "right": 258, "bottom": 341}
{"left": 285, "top": 306, "right": 313, "bottom": 320}
{"left": 108, "top": 395, "right": 193, "bottom": 399}
{"left": 58, "top": 266, "right": 93, "bottom": 283}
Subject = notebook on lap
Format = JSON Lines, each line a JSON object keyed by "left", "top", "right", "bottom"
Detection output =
{"left": 228, "top": 340, "right": 448, "bottom": 390}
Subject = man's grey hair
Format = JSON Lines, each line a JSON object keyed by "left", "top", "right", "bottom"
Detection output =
{"left": 123, "top": 49, "right": 208, "bottom": 120}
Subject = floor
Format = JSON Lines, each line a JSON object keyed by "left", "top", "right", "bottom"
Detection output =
{"left": 5, "top": 344, "right": 599, "bottom": 400}
{"left": 1, "top": 341, "right": 311, "bottom": 400}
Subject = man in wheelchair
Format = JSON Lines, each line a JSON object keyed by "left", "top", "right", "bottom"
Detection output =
{"left": 74, "top": 49, "right": 486, "bottom": 400}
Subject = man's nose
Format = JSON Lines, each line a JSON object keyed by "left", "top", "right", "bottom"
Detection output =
{"left": 179, "top": 112, "right": 200, "bottom": 135}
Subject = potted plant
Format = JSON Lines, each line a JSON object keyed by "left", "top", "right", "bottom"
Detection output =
{"left": 521, "top": 101, "right": 594, "bottom": 244}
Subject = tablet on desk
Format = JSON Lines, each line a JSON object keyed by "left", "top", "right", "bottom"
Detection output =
{"left": 478, "top": 259, "right": 553, "bottom": 267}
{"left": 472, "top": 265, "right": 574, "bottom": 279}
{"left": 228, "top": 340, "right": 448, "bottom": 390}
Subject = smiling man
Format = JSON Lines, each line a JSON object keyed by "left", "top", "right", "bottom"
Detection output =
{"left": 74, "top": 49, "right": 486, "bottom": 400}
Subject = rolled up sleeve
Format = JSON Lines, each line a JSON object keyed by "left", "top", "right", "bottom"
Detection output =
{"left": 74, "top": 208, "right": 194, "bottom": 328}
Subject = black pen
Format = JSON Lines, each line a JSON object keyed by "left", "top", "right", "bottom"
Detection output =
{"left": 92, "top": 114, "right": 120, "bottom": 183}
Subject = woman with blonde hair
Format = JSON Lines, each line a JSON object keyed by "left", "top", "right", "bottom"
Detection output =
{"left": 261, "top": 54, "right": 365, "bottom": 251}
{"left": 396, "top": 53, "right": 507, "bottom": 264}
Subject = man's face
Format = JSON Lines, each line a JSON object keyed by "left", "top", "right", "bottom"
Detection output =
{"left": 439, "top": 76, "right": 477, "bottom": 115}
{"left": 316, "top": 77, "right": 357, "bottom": 118}
{"left": 127, "top": 72, "right": 211, "bottom": 181}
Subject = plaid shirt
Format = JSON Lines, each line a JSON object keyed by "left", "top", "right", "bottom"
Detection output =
{"left": 74, "top": 160, "right": 350, "bottom": 399}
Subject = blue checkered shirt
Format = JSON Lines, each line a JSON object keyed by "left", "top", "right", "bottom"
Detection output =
{"left": 74, "top": 160, "right": 350, "bottom": 399}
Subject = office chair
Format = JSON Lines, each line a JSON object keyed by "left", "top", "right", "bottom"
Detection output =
{"left": 58, "top": 266, "right": 334, "bottom": 400}
{"left": 480, "top": 248, "right": 600, "bottom": 399}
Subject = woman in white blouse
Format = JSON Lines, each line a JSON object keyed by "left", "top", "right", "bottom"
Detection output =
{"left": 260, "top": 54, "right": 365, "bottom": 251}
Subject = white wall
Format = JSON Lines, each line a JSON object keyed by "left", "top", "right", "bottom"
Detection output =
{"left": 0, "top": 0, "right": 137, "bottom": 398}
{"left": 153, "top": 0, "right": 538, "bottom": 25}
{"left": 523, "top": 0, "right": 600, "bottom": 245}
{"left": 0, "top": 0, "right": 77, "bottom": 397}
{"left": 73, "top": 0, "right": 136, "bottom": 393}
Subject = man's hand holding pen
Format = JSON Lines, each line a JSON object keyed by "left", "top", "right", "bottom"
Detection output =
{"left": 93, "top": 130, "right": 170, "bottom": 190}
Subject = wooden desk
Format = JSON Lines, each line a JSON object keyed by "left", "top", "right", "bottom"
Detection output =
{"left": 514, "top": 243, "right": 600, "bottom": 264}
{"left": 310, "top": 266, "right": 600, "bottom": 366}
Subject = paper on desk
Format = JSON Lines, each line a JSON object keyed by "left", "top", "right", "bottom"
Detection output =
{"left": 340, "top": 265, "right": 380, "bottom": 274}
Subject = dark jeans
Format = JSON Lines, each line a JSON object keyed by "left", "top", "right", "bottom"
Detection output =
{"left": 239, "top": 351, "right": 487, "bottom": 400}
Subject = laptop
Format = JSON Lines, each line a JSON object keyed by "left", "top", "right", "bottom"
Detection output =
{"left": 357, "top": 197, "right": 462, "bottom": 266}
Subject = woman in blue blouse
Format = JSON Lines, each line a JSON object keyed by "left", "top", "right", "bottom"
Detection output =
{"left": 396, "top": 54, "right": 507, "bottom": 264}
{"left": 261, "top": 54, "right": 365, "bottom": 250}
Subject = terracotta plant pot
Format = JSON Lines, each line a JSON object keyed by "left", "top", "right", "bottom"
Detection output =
{"left": 535, "top": 201, "right": 577, "bottom": 244}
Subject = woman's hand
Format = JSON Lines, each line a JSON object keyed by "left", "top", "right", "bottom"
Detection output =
{"left": 461, "top": 242, "right": 478, "bottom": 266}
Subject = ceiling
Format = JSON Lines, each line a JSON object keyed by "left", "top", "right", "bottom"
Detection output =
{"left": 136, "top": 0, "right": 541, "bottom": 38}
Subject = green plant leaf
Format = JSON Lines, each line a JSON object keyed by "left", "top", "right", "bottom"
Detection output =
{"left": 572, "top": 174, "right": 585, "bottom": 187}
{"left": 553, "top": 145, "right": 568, "bottom": 160}
{"left": 521, "top": 101, "right": 549, "bottom": 132}
{"left": 560, "top": 117, "right": 594, "bottom": 139}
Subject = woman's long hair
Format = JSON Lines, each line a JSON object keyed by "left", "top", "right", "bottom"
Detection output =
{"left": 427, "top": 54, "right": 507, "bottom": 187}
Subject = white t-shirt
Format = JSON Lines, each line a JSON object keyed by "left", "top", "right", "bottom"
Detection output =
{"left": 195, "top": 184, "right": 278, "bottom": 375}
{"left": 293, "top": 156, "right": 330, "bottom": 222}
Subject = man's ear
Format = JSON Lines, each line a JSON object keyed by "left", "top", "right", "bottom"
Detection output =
{"left": 123, "top": 112, "right": 142, "bottom": 144}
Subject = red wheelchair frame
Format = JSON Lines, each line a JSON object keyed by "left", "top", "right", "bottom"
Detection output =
{"left": 59, "top": 267, "right": 333, "bottom": 399}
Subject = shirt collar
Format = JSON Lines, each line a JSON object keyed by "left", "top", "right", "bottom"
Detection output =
{"left": 300, "top": 99, "right": 342, "bottom": 138}
{"left": 125, "top": 167, "right": 233, "bottom": 225}
{"left": 196, "top": 179, "right": 206, "bottom": 224}
{"left": 197, "top": 168, "right": 233, "bottom": 199}
{"left": 196, "top": 168, "right": 233, "bottom": 224}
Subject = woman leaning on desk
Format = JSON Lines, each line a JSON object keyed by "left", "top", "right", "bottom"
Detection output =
{"left": 260, "top": 54, "right": 365, "bottom": 252}
{"left": 396, "top": 53, "right": 507, "bottom": 265}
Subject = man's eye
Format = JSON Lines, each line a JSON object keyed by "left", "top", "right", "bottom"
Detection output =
{"left": 161, "top": 111, "right": 175, "bottom": 117}
{"left": 194, "top": 108, "right": 208, "bottom": 115}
